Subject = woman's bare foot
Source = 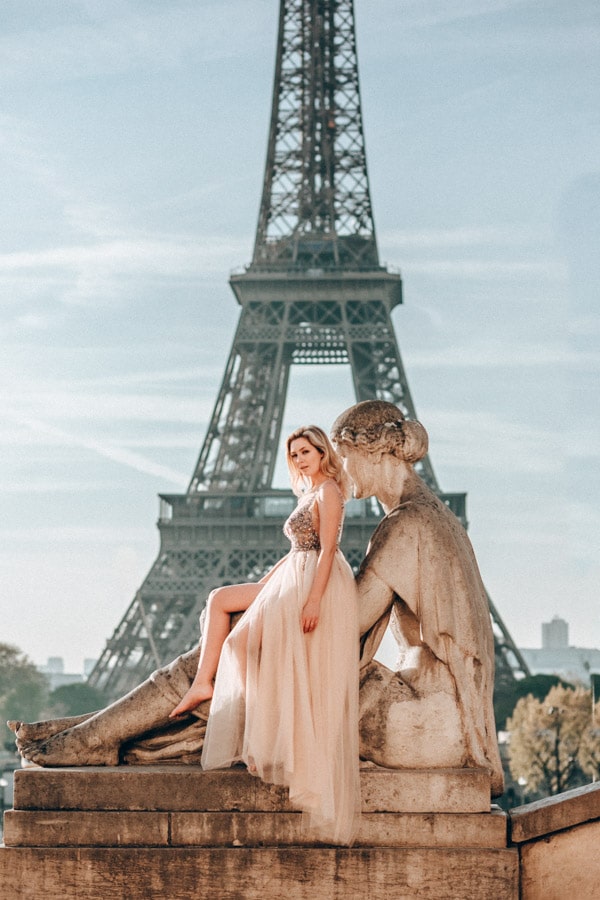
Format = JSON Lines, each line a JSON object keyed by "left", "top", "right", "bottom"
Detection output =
{"left": 169, "top": 682, "right": 214, "bottom": 718}
{"left": 19, "top": 723, "right": 119, "bottom": 767}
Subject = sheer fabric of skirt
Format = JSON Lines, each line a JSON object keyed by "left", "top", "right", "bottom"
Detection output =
{"left": 201, "top": 549, "right": 361, "bottom": 845}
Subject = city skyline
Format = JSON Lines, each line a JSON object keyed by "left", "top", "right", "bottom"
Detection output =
{"left": 1, "top": 0, "right": 598, "bottom": 671}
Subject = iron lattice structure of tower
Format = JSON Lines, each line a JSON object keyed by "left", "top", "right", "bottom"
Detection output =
{"left": 89, "top": 0, "right": 528, "bottom": 699}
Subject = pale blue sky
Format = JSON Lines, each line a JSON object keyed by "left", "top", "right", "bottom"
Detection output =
{"left": 1, "top": 0, "right": 598, "bottom": 672}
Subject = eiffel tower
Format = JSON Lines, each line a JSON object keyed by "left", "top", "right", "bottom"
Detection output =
{"left": 89, "top": 0, "right": 528, "bottom": 700}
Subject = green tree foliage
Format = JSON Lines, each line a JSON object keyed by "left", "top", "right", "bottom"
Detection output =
{"left": 0, "top": 643, "right": 49, "bottom": 753}
{"left": 507, "top": 684, "right": 598, "bottom": 797}
{"left": 494, "top": 673, "right": 571, "bottom": 730}
{"left": 45, "top": 682, "right": 107, "bottom": 718}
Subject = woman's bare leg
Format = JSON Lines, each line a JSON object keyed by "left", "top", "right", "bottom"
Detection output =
{"left": 169, "top": 582, "right": 262, "bottom": 717}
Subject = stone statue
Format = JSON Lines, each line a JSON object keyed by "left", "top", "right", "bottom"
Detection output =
{"left": 10, "top": 400, "right": 503, "bottom": 796}
{"left": 331, "top": 400, "right": 503, "bottom": 795}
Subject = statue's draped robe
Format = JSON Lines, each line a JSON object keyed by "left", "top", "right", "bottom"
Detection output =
{"left": 357, "top": 478, "right": 504, "bottom": 796}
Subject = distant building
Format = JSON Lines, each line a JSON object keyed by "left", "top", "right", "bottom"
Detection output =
{"left": 520, "top": 647, "right": 600, "bottom": 686}
{"left": 520, "top": 617, "right": 600, "bottom": 686}
{"left": 43, "top": 657, "right": 65, "bottom": 675}
{"left": 37, "top": 657, "right": 89, "bottom": 691}
{"left": 542, "top": 615, "right": 569, "bottom": 650}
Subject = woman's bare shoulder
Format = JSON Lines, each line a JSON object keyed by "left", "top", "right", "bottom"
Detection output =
{"left": 316, "top": 478, "right": 344, "bottom": 501}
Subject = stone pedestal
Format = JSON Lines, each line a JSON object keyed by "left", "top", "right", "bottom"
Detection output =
{"left": 509, "top": 782, "right": 600, "bottom": 900}
{"left": 0, "top": 765, "right": 518, "bottom": 899}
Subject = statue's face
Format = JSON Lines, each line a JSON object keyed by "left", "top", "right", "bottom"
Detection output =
{"left": 338, "top": 445, "right": 375, "bottom": 500}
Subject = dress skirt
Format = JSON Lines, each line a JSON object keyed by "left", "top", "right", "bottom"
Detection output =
{"left": 201, "top": 548, "right": 361, "bottom": 845}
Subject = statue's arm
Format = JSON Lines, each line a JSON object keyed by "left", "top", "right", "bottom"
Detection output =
{"left": 356, "top": 565, "right": 394, "bottom": 634}
{"left": 356, "top": 564, "right": 394, "bottom": 665}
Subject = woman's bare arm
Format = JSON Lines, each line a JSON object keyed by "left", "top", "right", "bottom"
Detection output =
{"left": 301, "top": 481, "right": 343, "bottom": 632}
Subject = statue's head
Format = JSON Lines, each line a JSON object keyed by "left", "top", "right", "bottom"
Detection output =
{"left": 331, "top": 400, "right": 428, "bottom": 464}
{"left": 331, "top": 401, "right": 428, "bottom": 500}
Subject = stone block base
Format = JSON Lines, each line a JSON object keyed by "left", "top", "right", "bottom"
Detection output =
{"left": 0, "top": 764, "right": 519, "bottom": 899}
{"left": 11, "top": 764, "right": 492, "bottom": 814}
{"left": 4, "top": 808, "right": 508, "bottom": 849}
{"left": 0, "top": 846, "right": 519, "bottom": 900}
{"left": 509, "top": 782, "right": 600, "bottom": 900}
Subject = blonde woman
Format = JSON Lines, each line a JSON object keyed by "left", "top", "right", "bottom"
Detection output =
{"left": 171, "top": 425, "right": 361, "bottom": 844}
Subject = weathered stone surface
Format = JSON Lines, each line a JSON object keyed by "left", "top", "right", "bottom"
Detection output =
{"left": 508, "top": 783, "right": 600, "bottom": 900}
{"left": 13, "top": 764, "right": 492, "bottom": 814}
{"left": 3, "top": 808, "right": 508, "bottom": 849}
{"left": 14, "top": 765, "right": 287, "bottom": 813}
{"left": 360, "top": 765, "right": 490, "bottom": 813}
{"left": 519, "top": 819, "right": 600, "bottom": 900}
{"left": 1, "top": 764, "right": 513, "bottom": 897}
{"left": 0, "top": 846, "right": 519, "bottom": 900}
{"left": 171, "top": 809, "right": 507, "bottom": 849}
{"left": 3, "top": 810, "right": 170, "bottom": 847}
{"left": 509, "top": 781, "right": 600, "bottom": 843}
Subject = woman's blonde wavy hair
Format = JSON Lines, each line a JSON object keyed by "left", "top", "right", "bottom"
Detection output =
{"left": 286, "top": 425, "right": 352, "bottom": 498}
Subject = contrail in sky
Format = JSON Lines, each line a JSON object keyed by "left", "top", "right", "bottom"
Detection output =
{"left": 6, "top": 411, "right": 189, "bottom": 488}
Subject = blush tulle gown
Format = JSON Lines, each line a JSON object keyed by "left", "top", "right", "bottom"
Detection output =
{"left": 201, "top": 481, "right": 361, "bottom": 844}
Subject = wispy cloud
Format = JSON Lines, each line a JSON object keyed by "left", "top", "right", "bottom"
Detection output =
{"left": 407, "top": 339, "right": 578, "bottom": 370}
{"left": 381, "top": 224, "right": 541, "bottom": 250}
{"left": 0, "top": 236, "right": 247, "bottom": 277}
{"left": 565, "top": 427, "right": 600, "bottom": 460}
{"left": 0, "top": 233, "right": 248, "bottom": 309}
{"left": 425, "top": 408, "right": 563, "bottom": 475}
{"left": 364, "top": 0, "right": 600, "bottom": 56}
{"left": 403, "top": 259, "right": 566, "bottom": 280}
{"left": 0, "top": 525, "right": 152, "bottom": 544}
{"left": 569, "top": 315, "right": 600, "bottom": 338}
{"left": 3, "top": 391, "right": 210, "bottom": 426}
{"left": 389, "top": 0, "right": 533, "bottom": 31}
{"left": 3, "top": 479, "right": 113, "bottom": 494}
{"left": 0, "top": 107, "right": 250, "bottom": 312}
{"left": 74, "top": 365, "right": 222, "bottom": 388}
{"left": 0, "top": 2, "right": 273, "bottom": 82}
{"left": 378, "top": 225, "right": 566, "bottom": 282}
{"left": 566, "top": 502, "right": 600, "bottom": 561}
{"left": 13, "top": 313, "right": 49, "bottom": 330}
{"left": 5, "top": 412, "right": 190, "bottom": 486}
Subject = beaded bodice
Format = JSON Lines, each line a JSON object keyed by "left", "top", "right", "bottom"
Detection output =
{"left": 283, "top": 481, "right": 344, "bottom": 552}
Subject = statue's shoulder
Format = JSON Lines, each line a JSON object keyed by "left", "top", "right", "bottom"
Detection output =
{"left": 391, "top": 479, "right": 445, "bottom": 519}
{"left": 375, "top": 481, "right": 458, "bottom": 543}
{"left": 367, "top": 500, "right": 423, "bottom": 555}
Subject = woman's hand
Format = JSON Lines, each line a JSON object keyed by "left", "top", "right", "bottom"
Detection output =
{"left": 302, "top": 597, "right": 321, "bottom": 633}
